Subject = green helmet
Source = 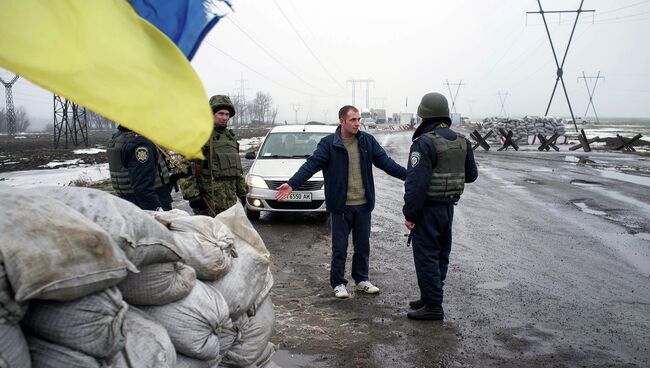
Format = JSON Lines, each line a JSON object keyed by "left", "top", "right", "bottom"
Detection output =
{"left": 209, "top": 95, "right": 236, "bottom": 117}
{"left": 417, "top": 92, "right": 449, "bottom": 120}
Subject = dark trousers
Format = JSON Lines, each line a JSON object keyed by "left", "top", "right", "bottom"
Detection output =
{"left": 329, "top": 204, "right": 371, "bottom": 288}
{"left": 411, "top": 204, "right": 454, "bottom": 305}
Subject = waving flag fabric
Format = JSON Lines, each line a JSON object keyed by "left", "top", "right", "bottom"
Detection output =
{"left": 0, "top": 0, "right": 226, "bottom": 159}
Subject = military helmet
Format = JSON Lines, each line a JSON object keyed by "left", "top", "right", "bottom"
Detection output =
{"left": 417, "top": 92, "right": 449, "bottom": 120}
{"left": 209, "top": 95, "right": 236, "bottom": 117}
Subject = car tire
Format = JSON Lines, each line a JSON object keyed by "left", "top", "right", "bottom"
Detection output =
{"left": 246, "top": 208, "right": 261, "bottom": 221}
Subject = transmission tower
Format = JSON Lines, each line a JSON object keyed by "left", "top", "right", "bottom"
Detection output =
{"left": 53, "top": 95, "right": 89, "bottom": 148}
{"left": 497, "top": 91, "right": 510, "bottom": 117}
{"left": 291, "top": 104, "right": 301, "bottom": 124}
{"left": 347, "top": 79, "right": 374, "bottom": 108}
{"left": 235, "top": 73, "right": 250, "bottom": 126}
{"left": 578, "top": 71, "right": 604, "bottom": 123}
{"left": 526, "top": 0, "right": 595, "bottom": 132}
{"left": 443, "top": 80, "right": 465, "bottom": 114}
{"left": 0, "top": 74, "right": 19, "bottom": 136}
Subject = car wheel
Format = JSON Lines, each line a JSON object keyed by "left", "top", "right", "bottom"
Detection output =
{"left": 246, "top": 208, "right": 261, "bottom": 221}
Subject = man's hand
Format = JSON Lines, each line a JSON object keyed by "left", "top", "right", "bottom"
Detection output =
{"left": 275, "top": 183, "right": 293, "bottom": 201}
{"left": 404, "top": 220, "right": 415, "bottom": 231}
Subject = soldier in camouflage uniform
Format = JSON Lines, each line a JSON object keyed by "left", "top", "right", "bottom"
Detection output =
{"left": 179, "top": 95, "right": 248, "bottom": 216}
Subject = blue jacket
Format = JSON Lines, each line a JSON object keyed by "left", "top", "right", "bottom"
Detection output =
{"left": 287, "top": 127, "right": 406, "bottom": 213}
{"left": 403, "top": 121, "right": 478, "bottom": 222}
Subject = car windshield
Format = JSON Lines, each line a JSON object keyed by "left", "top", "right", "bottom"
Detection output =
{"left": 257, "top": 132, "right": 329, "bottom": 159}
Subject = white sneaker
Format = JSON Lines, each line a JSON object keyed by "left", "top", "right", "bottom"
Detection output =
{"left": 356, "top": 281, "right": 380, "bottom": 294}
{"left": 333, "top": 284, "right": 349, "bottom": 299}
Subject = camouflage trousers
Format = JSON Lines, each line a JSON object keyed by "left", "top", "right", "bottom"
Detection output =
{"left": 192, "top": 178, "right": 247, "bottom": 216}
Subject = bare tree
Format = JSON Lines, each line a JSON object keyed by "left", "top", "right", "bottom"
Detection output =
{"left": 248, "top": 91, "right": 278, "bottom": 125}
{"left": 87, "top": 111, "right": 116, "bottom": 129}
{"left": 14, "top": 107, "right": 30, "bottom": 132}
{"left": 229, "top": 94, "right": 248, "bottom": 126}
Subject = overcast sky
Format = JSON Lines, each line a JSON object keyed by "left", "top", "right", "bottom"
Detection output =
{"left": 2, "top": 0, "right": 649, "bottom": 125}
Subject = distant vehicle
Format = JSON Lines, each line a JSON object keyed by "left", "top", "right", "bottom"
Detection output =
{"left": 361, "top": 118, "right": 376, "bottom": 129}
{"left": 243, "top": 124, "right": 337, "bottom": 220}
{"left": 399, "top": 113, "right": 413, "bottom": 127}
{"left": 373, "top": 109, "right": 386, "bottom": 124}
{"left": 360, "top": 108, "right": 372, "bottom": 120}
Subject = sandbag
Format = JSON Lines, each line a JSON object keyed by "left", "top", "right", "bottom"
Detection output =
{"left": 168, "top": 215, "right": 235, "bottom": 281}
{"left": 210, "top": 204, "right": 271, "bottom": 318}
{"left": 27, "top": 336, "right": 102, "bottom": 368}
{"left": 221, "top": 297, "right": 275, "bottom": 367}
{"left": 21, "top": 287, "right": 127, "bottom": 360}
{"left": 118, "top": 262, "right": 196, "bottom": 306}
{"left": 114, "top": 307, "right": 176, "bottom": 368}
{"left": 251, "top": 268, "right": 274, "bottom": 316}
{"left": 33, "top": 187, "right": 183, "bottom": 266}
{"left": 0, "top": 254, "right": 27, "bottom": 324}
{"left": 0, "top": 322, "right": 30, "bottom": 368}
{"left": 175, "top": 354, "right": 221, "bottom": 368}
{"left": 141, "top": 281, "right": 236, "bottom": 361}
{"left": 0, "top": 191, "right": 134, "bottom": 302}
{"left": 254, "top": 343, "right": 278, "bottom": 368}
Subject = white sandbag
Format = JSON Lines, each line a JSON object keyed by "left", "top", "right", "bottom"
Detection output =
{"left": 0, "top": 254, "right": 27, "bottom": 324}
{"left": 21, "top": 287, "right": 127, "bottom": 360}
{"left": 210, "top": 204, "right": 271, "bottom": 318}
{"left": 148, "top": 209, "right": 191, "bottom": 227}
{"left": 0, "top": 323, "right": 30, "bottom": 368}
{"left": 27, "top": 336, "right": 101, "bottom": 368}
{"left": 141, "top": 281, "right": 236, "bottom": 361}
{"left": 114, "top": 307, "right": 176, "bottom": 368}
{"left": 252, "top": 268, "right": 274, "bottom": 316}
{"left": 221, "top": 297, "right": 275, "bottom": 368}
{"left": 118, "top": 262, "right": 196, "bottom": 306}
{"left": 33, "top": 186, "right": 183, "bottom": 266}
{"left": 175, "top": 354, "right": 221, "bottom": 368}
{"left": 168, "top": 215, "right": 235, "bottom": 281}
{"left": 0, "top": 191, "right": 134, "bottom": 302}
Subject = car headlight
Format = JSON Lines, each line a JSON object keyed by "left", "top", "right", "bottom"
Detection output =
{"left": 246, "top": 175, "right": 269, "bottom": 189}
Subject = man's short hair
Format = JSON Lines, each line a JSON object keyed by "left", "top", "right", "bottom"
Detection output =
{"left": 338, "top": 105, "right": 359, "bottom": 119}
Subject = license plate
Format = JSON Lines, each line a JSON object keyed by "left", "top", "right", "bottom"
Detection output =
{"left": 286, "top": 192, "right": 312, "bottom": 202}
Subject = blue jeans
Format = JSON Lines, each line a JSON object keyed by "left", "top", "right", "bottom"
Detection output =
{"left": 329, "top": 204, "right": 371, "bottom": 288}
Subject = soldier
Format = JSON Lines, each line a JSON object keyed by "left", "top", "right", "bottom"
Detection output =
{"left": 107, "top": 126, "right": 173, "bottom": 210}
{"left": 179, "top": 95, "right": 247, "bottom": 216}
{"left": 403, "top": 92, "right": 478, "bottom": 320}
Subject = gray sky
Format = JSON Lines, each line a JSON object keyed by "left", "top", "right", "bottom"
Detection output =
{"left": 2, "top": 0, "right": 649, "bottom": 125}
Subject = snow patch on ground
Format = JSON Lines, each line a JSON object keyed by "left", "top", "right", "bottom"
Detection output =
{"left": 39, "top": 159, "right": 83, "bottom": 168}
{"left": 73, "top": 148, "right": 106, "bottom": 154}
{"left": 239, "top": 137, "right": 262, "bottom": 152}
{"left": 573, "top": 202, "right": 607, "bottom": 216}
{"left": 0, "top": 163, "right": 110, "bottom": 188}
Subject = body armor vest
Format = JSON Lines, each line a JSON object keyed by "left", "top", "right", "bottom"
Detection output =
{"left": 423, "top": 131, "right": 467, "bottom": 199}
{"left": 107, "top": 132, "right": 170, "bottom": 196}
{"left": 203, "top": 129, "right": 242, "bottom": 180}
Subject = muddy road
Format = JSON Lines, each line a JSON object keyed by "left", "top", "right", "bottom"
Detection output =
{"left": 226, "top": 130, "right": 650, "bottom": 368}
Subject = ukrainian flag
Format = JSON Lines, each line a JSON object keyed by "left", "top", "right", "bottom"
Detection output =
{"left": 0, "top": 0, "right": 229, "bottom": 159}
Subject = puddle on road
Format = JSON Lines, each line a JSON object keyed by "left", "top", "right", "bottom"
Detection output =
{"left": 570, "top": 179, "right": 603, "bottom": 187}
{"left": 272, "top": 350, "right": 330, "bottom": 368}
{"left": 476, "top": 281, "right": 510, "bottom": 290}
{"left": 599, "top": 169, "right": 650, "bottom": 187}
{"left": 572, "top": 202, "right": 607, "bottom": 216}
{"left": 277, "top": 268, "right": 293, "bottom": 282}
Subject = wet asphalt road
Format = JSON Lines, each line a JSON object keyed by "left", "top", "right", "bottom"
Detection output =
{"left": 175, "top": 129, "right": 650, "bottom": 367}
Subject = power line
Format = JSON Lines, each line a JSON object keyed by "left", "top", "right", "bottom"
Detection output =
{"left": 271, "top": 0, "right": 345, "bottom": 90}
{"left": 593, "top": 9, "right": 650, "bottom": 22}
{"left": 595, "top": 0, "right": 650, "bottom": 16}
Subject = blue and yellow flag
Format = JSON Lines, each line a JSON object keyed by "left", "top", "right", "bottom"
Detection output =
{"left": 0, "top": 0, "right": 228, "bottom": 159}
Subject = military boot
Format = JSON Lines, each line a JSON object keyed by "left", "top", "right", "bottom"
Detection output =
{"left": 407, "top": 304, "right": 444, "bottom": 320}
{"left": 409, "top": 299, "right": 425, "bottom": 309}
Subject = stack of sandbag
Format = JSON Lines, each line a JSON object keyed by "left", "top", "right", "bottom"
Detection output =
{"left": 479, "top": 116, "right": 567, "bottom": 144}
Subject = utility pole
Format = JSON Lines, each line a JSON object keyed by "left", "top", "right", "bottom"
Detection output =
{"left": 346, "top": 80, "right": 356, "bottom": 106}
{"left": 235, "top": 73, "right": 250, "bottom": 126}
{"left": 497, "top": 91, "right": 510, "bottom": 117}
{"left": 443, "top": 80, "right": 465, "bottom": 114}
{"left": 347, "top": 79, "right": 374, "bottom": 108}
{"left": 291, "top": 104, "right": 301, "bottom": 124}
{"left": 0, "top": 74, "right": 19, "bottom": 135}
{"left": 526, "top": 0, "right": 595, "bottom": 133}
{"left": 578, "top": 71, "right": 604, "bottom": 123}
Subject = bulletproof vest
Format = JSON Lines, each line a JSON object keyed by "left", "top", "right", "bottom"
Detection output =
{"left": 107, "top": 131, "right": 170, "bottom": 196}
{"left": 423, "top": 131, "right": 467, "bottom": 199}
{"left": 203, "top": 129, "right": 242, "bottom": 179}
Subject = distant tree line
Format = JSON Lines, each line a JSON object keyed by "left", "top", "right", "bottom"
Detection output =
{"left": 0, "top": 107, "right": 30, "bottom": 133}
{"left": 229, "top": 91, "right": 278, "bottom": 126}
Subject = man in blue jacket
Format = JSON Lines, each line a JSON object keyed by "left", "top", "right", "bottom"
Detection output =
{"left": 403, "top": 92, "right": 478, "bottom": 320}
{"left": 276, "top": 105, "right": 407, "bottom": 299}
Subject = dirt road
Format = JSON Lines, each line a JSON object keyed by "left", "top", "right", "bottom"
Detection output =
{"left": 243, "top": 130, "right": 650, "bottom": 368}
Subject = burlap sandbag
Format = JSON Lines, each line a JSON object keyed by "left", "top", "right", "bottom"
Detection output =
{"left": 221, "top": 297, "right": 276, "bottom": 367}
{"left": 141, "top": 281, "right": 236, "bottom": 361}
{"left": 0, "top": 322, "right": 30, "bottom": 368}
{"left": 118, "top": 262, "right": 196, "bottom": 306}
{"left": 209, "top": 204, "right": 271, "bottom": 318}
{"left": 33, "top": 187, "right": 183, "bottom": 267}
{"left": 0, "top": 254, "right": 27, "bottom": 324}
{"left": 174, "top": 353, "right": 221, "bottom": 368}
{"left": 27, "top": 336, "right": 102, "bottom": 368}
{"left": 167, "top": 215, "right": 235, "bottom": 281}
{"left": 21, "top": 287, "right": 127, "bottom": 360}
{"left": 0, "top": 191, "right": 134, "bottom": 303}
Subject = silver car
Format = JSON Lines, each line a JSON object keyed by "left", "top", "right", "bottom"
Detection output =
{"left": 244, "top": 124, "right": 337, "bottom": 220}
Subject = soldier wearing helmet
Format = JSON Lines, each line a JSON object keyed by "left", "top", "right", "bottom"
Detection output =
{"left": 179, "top": 95, "right": 247, "bottom": 215}
{"left": 402, "top": 92, "right": 478, "bottom": 320}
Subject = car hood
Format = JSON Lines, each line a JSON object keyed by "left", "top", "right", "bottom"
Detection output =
{"left": 249, "top": 159, "right": 323, "bottom": 180}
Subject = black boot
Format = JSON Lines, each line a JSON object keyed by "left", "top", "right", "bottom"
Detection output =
{"left": 409, "top": 299, "right": 425, "bottom": 309}
{"left": 407, "top": 304, "right": 444, "bottom": 320}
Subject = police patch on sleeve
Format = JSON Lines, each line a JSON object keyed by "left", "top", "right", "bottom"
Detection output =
{"left": 410, "top": 151, "right": 421, "bottom": 167}
{"left": 135, "top": 147, "right": 150, "bottom": 163}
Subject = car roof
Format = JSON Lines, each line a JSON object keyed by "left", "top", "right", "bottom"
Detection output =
{"left": 267, "top": 124, "right": 337, "bottom": 134}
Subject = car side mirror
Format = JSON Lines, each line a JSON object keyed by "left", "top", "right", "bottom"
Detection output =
{"left": 245, "top": 151, "right": 257, "bottom": 160}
